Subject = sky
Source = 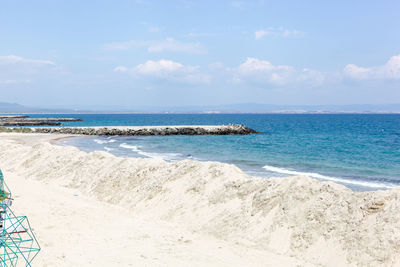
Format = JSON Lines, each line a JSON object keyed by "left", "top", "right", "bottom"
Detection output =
{"left": 0, "top": 0, "right": 399, "bottom": 108}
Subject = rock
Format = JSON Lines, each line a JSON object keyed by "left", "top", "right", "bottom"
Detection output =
{"left": 0, "top": 117, "right": 82, "bottom": 126}
{"left": 29, "top": 125, "right": 260, "bottom": 136}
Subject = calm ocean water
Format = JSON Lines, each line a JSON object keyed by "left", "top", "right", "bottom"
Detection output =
{"left": 30, "top": 114, "right": 400, "bottom": 191}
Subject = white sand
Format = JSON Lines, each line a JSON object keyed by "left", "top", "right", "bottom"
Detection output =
{"left": 0, "top": 133, "right": 400, "bottom": 266}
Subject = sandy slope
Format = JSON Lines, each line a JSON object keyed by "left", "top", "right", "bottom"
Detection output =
{"left": 0, "top": 133, "right": 399, "bottom": 266}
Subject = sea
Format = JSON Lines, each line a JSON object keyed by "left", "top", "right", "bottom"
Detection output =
{"left": 28, "top": 113, "right": 400, "bottom": 191}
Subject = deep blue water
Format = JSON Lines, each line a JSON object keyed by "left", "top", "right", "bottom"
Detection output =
{"left": 30, "top": 114, "right": 400, "bottom": 191}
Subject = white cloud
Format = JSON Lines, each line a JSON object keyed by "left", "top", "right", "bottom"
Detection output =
{"left": 255, "top": 30, "right": 269, "bottom": 40}
{"left": 255, "top": 27, "right": 304, "bottom": 40}
{"left": 114, "top": 55, "right": 400, "bottom": 90}
{"left": 113, "top": 66, "right": 129, "bottom": 72}
{"left": 103, "top": 38, "right": 207, "bottom": 54}
{"left": 0, "top": 79, "right": 31, "bottom": 84}
{"left": 343, "top": 64, "right": 370, "bottom": 80}
{"left": 230, "top": 1, "right": 244, "bottom": 8}
{"left": 235, "top": 57, "right": 325, "bottom": 87}
{"left": 208, "top": 62, "right": 225, "bottom": 70}
{"left": 0, "top": 55, "right": 57, "bottom": 85}
{"left": 114, "top": 59, "right": 210, "bottom": 84}
{"left": 116, "top": 58, "right": 326, "bottom": 87}
{"left": 0, "top": 55, "right": 55, "bottom": 65}
{"left": 344, "top": 55, "right": 400, "bottom": 80}
{"left": 186, "top": 32, "right": 214, "bottom": 38}
{"left": 136, "top": 60, "right": 185, "bottom": 74}
{"left": 148, "top": 26, "right": 160, "bottom": 33}
{"left": 238, "top": 57, "right": 286, "bottom": 72}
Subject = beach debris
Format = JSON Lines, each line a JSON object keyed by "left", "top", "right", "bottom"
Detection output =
{"left": 0, "top": 170, "right": 40, "bottom": 266}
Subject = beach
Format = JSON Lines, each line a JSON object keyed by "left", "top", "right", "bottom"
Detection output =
{"left": 1, "top": 132, "right": 400, "bottom": 266}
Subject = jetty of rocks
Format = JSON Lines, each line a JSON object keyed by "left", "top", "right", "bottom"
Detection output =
{"left": 0, "top": 115, "right": 29, "bottom": 119}
{"left": 31, "top": 125, "right": 259, "bottom": 136}
{"left": 0, "top": 117, "right": 82, "bottom": 126}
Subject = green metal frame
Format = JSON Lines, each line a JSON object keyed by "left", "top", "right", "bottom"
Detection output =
{"left": 0, "top": 170, "right": 40, "bottom": 266}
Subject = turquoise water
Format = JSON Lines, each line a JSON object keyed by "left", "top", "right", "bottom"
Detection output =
{"left": 37, "top": 114, "right": 400, "bottom": 191}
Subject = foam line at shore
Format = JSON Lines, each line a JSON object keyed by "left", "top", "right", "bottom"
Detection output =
{"left": 1, "top": 136, "right": 400, "bottom": 266}
{"left": 99, "top": 138, "right": 396, "bottom": 189}
{"left": 263, "top": 165, "right": 396, "bottom": 189}
{"left": 94, "top": 138, "right": 116, "bottom": 144}
{"left": 119, "top": 143, "right": 183, "bottom": 161}
{"left": 119, "top": 143, "right": 141, "bottom": 152}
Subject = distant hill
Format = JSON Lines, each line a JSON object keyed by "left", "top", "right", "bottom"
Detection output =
{"left": 0, "top": 102, "right": 78, "bottom": 113}
{"left": 191, "top": 103, "right": 400, "bottom": 113}
{"left": 1, "top": 102, "right": 400, "bottom": 114}
{"left": 80, "top": 103, "right": 400, "bottom": 113}
{"left": 41, "top": 103, "right": 400, "bottom": 113}
{"left": 0, "top": 102, "right": 42, "bottom": 113}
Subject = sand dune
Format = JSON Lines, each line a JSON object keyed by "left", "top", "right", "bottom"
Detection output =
{"left": 0, "top": 133, "right": 399, "bottom": 266}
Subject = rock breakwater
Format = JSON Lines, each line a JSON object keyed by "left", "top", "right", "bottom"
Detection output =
{"left": 31, "top": 125, "right": 259, "bottom": 136}
{"left": 0, "top": 117, "right": 82, "bottom": 126}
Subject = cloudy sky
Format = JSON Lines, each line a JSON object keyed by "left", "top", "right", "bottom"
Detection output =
{"left": 0, "top": 0, "right": 399, "bottom": 108}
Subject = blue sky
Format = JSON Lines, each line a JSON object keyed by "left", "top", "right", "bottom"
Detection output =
{"left": 0, "top": 0, "right": 399, "bottom": 108}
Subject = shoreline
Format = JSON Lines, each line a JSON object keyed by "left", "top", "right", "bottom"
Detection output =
{"left": 60, "top": 134, "right": 395, "bottom": 192}
{"left": 1, "top": 133, "right": 400, "bottom": 266}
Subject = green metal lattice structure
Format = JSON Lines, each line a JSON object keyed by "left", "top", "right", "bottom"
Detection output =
{"left": 0, "top": 170, "right": 40, "bottom": 266}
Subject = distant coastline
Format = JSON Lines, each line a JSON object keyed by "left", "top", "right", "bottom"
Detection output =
{"left": 1, "top": 101, "right": 400, "bottom": 114}
{"left": 1, "top": 111, "right": 400, "bottom": 115}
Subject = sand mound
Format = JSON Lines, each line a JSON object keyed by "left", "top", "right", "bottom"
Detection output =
{"left": 1, "top": 139, "right": 399, "bottom": 266}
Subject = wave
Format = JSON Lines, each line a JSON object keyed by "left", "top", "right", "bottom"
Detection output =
{"left": 104, "top": 146, "right": 113, "bottom": 152}
{"left": 262, "top": 165, "right": 396, "bottom": 189}
{"left": 119, "top": 143, "right": 182, "bottom": 161}
{"left": 119, "top": 143, "right": 141, "bottom": 152}
{"left": 2, "top": 138, "right": 400, "bottom": 266}
{"left": 94, "top": 138, "right": 116, "bottom": 145}
{"left": 138, "top": 151, "right": 183, "bottom": 161}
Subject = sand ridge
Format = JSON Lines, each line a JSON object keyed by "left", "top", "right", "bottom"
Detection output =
{"left": 0, "top": 133, "right": 399, "bottom": 266}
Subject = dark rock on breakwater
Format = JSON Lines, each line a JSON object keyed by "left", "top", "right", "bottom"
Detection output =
{"left": 0, "top": 115, "right": 29, "bottom": 119}
{"left": 0, "top": 117, "right": 82, "bottom": 126}
{"left": 1, "top": 121, "right": 62, "bottom": 126}
{"left": 31, "top": 125, "right": 259, "bottom": 136}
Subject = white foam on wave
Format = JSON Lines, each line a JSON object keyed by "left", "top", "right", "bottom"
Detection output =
{"left": 119, "top": 143, "right": 141, "bottom": 152}
{"left": 94, "top": 139, "right": 116, "bottom": 145}
{"left": 104, "top": 146, "right": 113, "bottom": 152}
{"left": 119, "top": 143, "right": 182, "bottom": 161}
{"left": 139, "top": 151, "right": 182, "bottom": 161}
{"left": 262, "top": 165, "right": 396, "bottom": 189}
